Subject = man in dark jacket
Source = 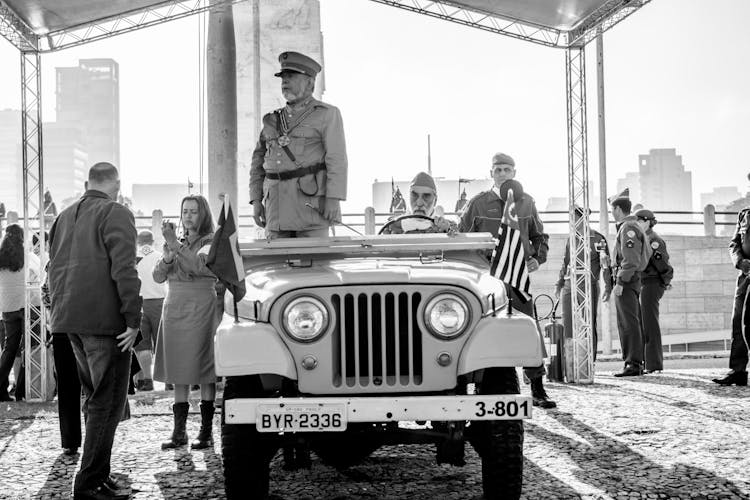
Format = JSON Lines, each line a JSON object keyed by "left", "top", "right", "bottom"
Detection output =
{"left": 713, "top": 205, "right": 750, "bottom": 386}
{"left": 48, "top": 162, "right": 141, "bottom": 500}
{"left": 458, "top": 153, "right": 555, "bottom": 409}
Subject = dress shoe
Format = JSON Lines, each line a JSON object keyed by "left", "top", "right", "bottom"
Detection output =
{"left": 614, "top": 364, "right": 643, "bottom": 377}
{"left": 73, "top": 483, "right": 130, "bottom": 500}
{"left": 643, "top": 369, "right": 662, "bottom": 375}
{"left": 712, "top": 370, "right": 748, "bottom": 386}
{"left": 0, "top": 392, "right": 12, "bottom": 402}
{"left": 530, "top": 377, "right": 557, "bottom": 409}
{"left": 62, "top": 447, "right": 79, "bottom": 456}
{"left": 104, "top": 475, "right": 132, "bottom": 497}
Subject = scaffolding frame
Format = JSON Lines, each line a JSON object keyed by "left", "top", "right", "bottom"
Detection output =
{"left": 0, "top": 0, "right": 652, "bottom": 398}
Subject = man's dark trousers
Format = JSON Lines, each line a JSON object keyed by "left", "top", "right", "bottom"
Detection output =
{"left": 507, "top": 286, "right": 545, "bottom": 379}
{"left": 615, "top": 279, "right": 643, "bottom": 367}
{"left": 52, "top": 332, "right": 82, "bottom": 450}
{"left": 641, "top": 281, "right": 665, "bottom": 371}
{"left": 729, "top": 274, "right": 750, "bottom": 372}
{"left": 68, "top": 333, "right": 130, "bottom": 493}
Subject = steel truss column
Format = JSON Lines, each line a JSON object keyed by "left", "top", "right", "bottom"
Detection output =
{"left": 565, "top": 45, "right": 594, "bottom": 383}
{"left": 21, "top": 50, "right": 49, "bottom": 401}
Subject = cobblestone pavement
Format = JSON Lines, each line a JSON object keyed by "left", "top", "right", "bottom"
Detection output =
{"left": 1, "top": 367, "right": 749, "bottom": 500}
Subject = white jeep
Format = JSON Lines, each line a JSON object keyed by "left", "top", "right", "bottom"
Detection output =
{"left": 216, "top": 233, "right": 543, "bottom": 499}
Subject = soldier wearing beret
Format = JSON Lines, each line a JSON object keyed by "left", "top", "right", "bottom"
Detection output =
{"left": 713, "top": 202, "right": 750, "bottom": 386}
{"left": 610, "top": 189, "right": 651, "bottom": 377}
{"left": 250, "top": 51, "right": 348, "bottom": 238}
{"left": 635, "top": 209, "right": 673, "bottom": 373}
{"left": 458, "top": 153, "right": 556, "bottom": 409}
{"left": 380, "top": 172, "right": 456, "bottom": 234}
{"left": 555, "top": 206, "right": 613, "bottom": 363}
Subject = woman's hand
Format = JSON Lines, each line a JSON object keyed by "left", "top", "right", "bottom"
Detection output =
{"left": 162, "top": 220, "right": 179, "bottom": 250}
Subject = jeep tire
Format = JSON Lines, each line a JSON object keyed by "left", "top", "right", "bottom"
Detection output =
{"left": 470, "top": 367, "right": 524, "bottom": 500}
{"left": 222, "top": 375, "right": 279, "bottom": 500}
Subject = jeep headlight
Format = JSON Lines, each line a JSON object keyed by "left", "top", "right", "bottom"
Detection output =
{"left": 283, "top": 296, "right": 329, "bottom": 342}
{"left": 424, "top": 293, "right": 470, "bottom": 339}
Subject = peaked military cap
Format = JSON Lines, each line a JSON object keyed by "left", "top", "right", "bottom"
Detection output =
{"left": 274, "top": 51, "right": 322, "bottom": 78}
{"left": 608, "top": 188, "right": 629, "bottom": 204}
{"left": 634, "top": 208, "right": 656, "bottom": 221}
{"left": 492, "top": 152, "right": 515, "bottom": 167}
{"left": 410, "top": 171, "right": 437, "bottom": 192}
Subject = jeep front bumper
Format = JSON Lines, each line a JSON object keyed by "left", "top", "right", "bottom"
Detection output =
{"left": 224, "top": 395, "right": 532, "bottom": 432}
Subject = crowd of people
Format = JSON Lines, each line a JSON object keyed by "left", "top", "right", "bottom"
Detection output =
{"left": 0, "top": 49, "right": 748, "bottom": 500}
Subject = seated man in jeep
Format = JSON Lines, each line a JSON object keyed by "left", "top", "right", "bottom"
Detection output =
{"left": 380, "top": 172, "right": 457, "bottom": 235}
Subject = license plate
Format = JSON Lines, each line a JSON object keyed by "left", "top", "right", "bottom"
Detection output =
{"left": 471, "top": 398, "right": 532, "bottom": 419}
{"left": 256, "top": 403, "right": 347, "bottom": 433}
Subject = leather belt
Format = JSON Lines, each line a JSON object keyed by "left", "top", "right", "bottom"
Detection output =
{"left": 265, "top": 164, "right": 325, "bottom": 181}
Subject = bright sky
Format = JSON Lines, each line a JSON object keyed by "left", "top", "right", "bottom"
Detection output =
{"left": 0, "top": 0, "right": 748, "bottom": 213}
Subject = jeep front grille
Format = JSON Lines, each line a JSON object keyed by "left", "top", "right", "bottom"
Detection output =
{"left": 331, "top": 291, "right": 423, "bottom": 388}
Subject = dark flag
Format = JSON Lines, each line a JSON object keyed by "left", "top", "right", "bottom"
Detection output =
{"left": 489, "top": 188, "right": 531, "bottom": 302}
{"left": 207, "top": 196, "right": 246, "bottom": 303}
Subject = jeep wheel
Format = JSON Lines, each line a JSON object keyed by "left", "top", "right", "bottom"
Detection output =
{"left": 222, "top": 375, "right": 279, "bottom": 500}
{"left": 471, "top": 367, "right": 524, "bottom": 500}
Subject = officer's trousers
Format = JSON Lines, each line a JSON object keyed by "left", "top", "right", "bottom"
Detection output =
{"left": 507, "top": 286, "right": 546, "bottom": 380}
{"left": 615, "top": 279, "right": 643, "bottom": 367}
{"left": 640, "top": 280, "right": 665, "bottom": 371}
{"left": 729, "top": 273, "right": 750, "bottom": 372}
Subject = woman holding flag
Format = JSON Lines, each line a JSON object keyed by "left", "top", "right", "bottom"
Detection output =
{"left": 153, "top": 194, "right": 219, "bottom": 450}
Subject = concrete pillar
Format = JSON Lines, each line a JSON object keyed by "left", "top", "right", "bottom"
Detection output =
{"left": 208, "top": 0, "right": 238, "bottom": 221}
{"left": 151, "top": 209, "right": 163, "bottom": 246}
{"left": 364, "top": 207, "right": 376, "bottom": 235}
{"left": 7, "top": 211, "right": 19, "bottom": 224}
{"left": 703, "top": 204, "right": 716, "bottom": 237}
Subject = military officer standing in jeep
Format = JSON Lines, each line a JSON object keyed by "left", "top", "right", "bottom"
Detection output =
{"left": 713, "top": 201, "right": 750, "bottom": 386}
{"left": 634, "top": 209, "right": 673, "bottom": 374}
{"left": 609, "top": 189, "right": 650, "bottom": 377}
{"left": 249, "top": 51, "right": 348, "bottom": 238}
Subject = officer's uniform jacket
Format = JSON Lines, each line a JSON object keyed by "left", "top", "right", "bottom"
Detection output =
{"left": 613, "top": 215, "right": 648, "bottom": 286}
{"left": 642, "top": 229, "right": 673, "bottom": 286}
{"left": 729, "top": 208, "right": 750, "bottom": 271}
{"left": 250, "top": 97, "right": 347, "bottom": 232}
{"left": 458, "top": 189, "right": 549, "bottom": 264}
{"left": 556, "top": 228, "right": 612, "bottom": 293}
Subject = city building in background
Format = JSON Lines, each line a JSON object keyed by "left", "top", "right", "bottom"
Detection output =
{"left": 0, "top": 109, "right": 22, "bottom": 213}
{"left": 638, "top": 148, "right": 692, "bottom": 211}
{"left": 616, "top": 172, "right": 642, "bottom": 206}
{"left": 56, "top": 59, "right": 120, "bottom": 170}
{"left": 701, "top": 186, "right": 742, "bottom": 211}
{"left": 235, "top": 0, "right": 323, "bottom": 214}
{"left": 42, "top": 123, "right": 88, "bottom": 211}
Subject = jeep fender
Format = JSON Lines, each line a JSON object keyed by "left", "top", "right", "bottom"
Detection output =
{"left": 457, "top": 314, "right": 543, "bottom": 375}
{"left": 215, "top": 318, "right": 297, "bottom": 379}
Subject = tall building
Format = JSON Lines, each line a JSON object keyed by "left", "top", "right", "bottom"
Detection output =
{"left": 56, "top": 59, "right": 120, "bottom": 169}
{"left": 0, "top": 109, "right": 22, "bottom": 214}
{"left": 638, "top": 148, "right": 692, "bottom": 211}
{"left": 42, "top": 123, "right": 88, "bottom": 209}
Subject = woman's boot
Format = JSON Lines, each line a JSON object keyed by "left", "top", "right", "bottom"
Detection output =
{"left": 190, "top": 400, "right": 215, "bottom": 450}
{"left": 162, "top": 402, "right": 189, "bottom": 449}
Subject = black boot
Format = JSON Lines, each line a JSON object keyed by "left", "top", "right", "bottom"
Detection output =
{"left": 531, "top": 377, "right": 557, "bottom": 409}
{"left": 712, "top": 370, "right": 748, "bottom": 386}
{"left": 190, "top": 400, "right": 215, "bottom": 450}
{"left": 162, "top": 402, "right": 189, "bottom": 449}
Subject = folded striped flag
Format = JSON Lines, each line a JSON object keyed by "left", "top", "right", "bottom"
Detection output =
{"left": 489, "top": 188, "right": 531, "bottom": 302}
{"left": 206, "top": 196, "right": 246, "bottom": 302}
